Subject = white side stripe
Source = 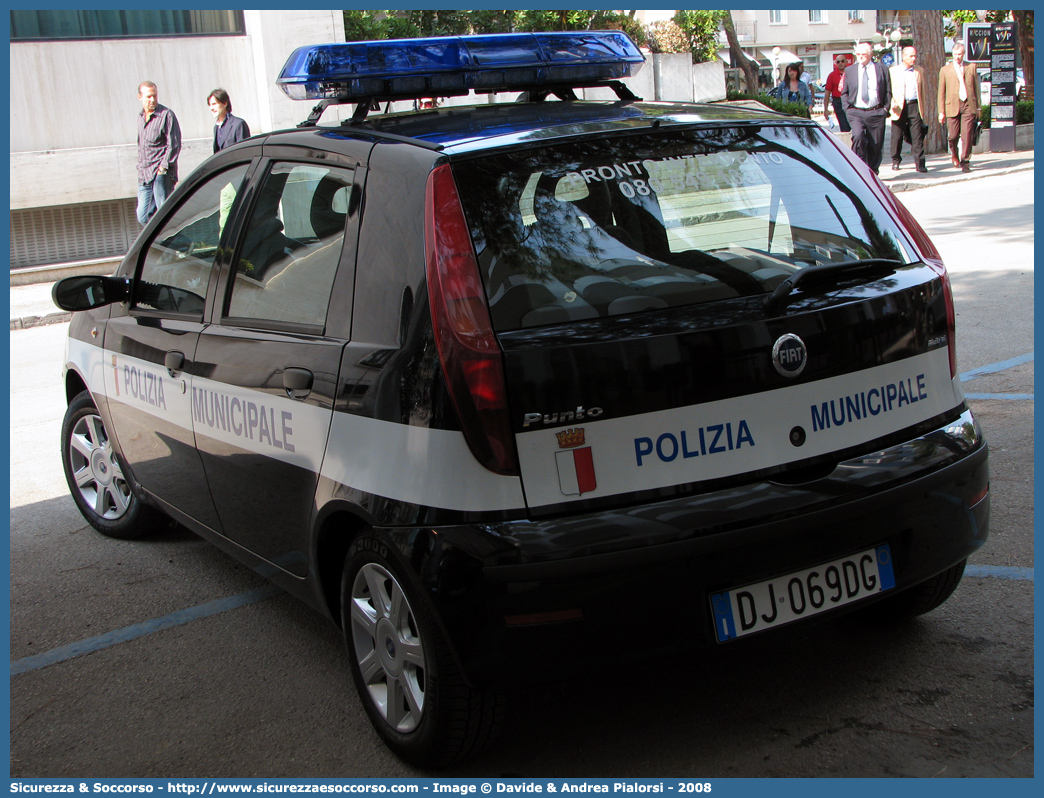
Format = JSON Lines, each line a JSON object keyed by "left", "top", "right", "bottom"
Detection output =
{"left": 321, "top": 413, "right": 527, "bottom": 512}
{"left": 67, "top": 337, "right": 526, "bottom": 513}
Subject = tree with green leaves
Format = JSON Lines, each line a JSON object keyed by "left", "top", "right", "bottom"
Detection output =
{"left": 672, "top": 10, "right": 725, "bottom": 63}
{"left": 1012, "top": 10, "right": 1033, "bottom": 91}
{"left": 341, "top": 10, "right": 646, "bottom": 47}
{"left": 911, "top": 10, "right": 947, "bottom": 154}
{"left": 721, "top": 11, "right": 759, "bottom": 93}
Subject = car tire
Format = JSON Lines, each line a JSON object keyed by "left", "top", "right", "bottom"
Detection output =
{"left": 870, "top": 559, "right": 967, "bottom": 620}
{"left": 61, "top": 390, "right": 164, "bottom": 539}
{"left": 341, "top": 532, "right": 506, "bottom": 768}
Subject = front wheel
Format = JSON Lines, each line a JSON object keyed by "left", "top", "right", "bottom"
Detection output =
{"left": 341, "top": 532, "right": 505, "bottom": 768}
{"left": 61, "top": 390, "right": 164, "bottom": 539}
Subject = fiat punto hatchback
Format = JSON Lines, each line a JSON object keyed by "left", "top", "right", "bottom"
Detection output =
{"left": 54, "top": 32, "right": 989, "bottom": 767}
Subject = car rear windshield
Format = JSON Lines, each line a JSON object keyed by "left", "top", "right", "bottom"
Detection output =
{"left": 451, "top": 125, "right": 915, "bottom": 332}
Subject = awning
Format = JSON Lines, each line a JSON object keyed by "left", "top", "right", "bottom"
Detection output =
{"left": 720, "top": 49, "right": 765, "bottom": 67}
{"left": 760, "top": 47, "right": 801, "bottom": 65}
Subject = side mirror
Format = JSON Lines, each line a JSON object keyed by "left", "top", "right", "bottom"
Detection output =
{"left": 52, "top": 275, "right": 130, "bottom": 312}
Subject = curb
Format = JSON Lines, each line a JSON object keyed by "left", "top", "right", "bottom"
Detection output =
{"left": 885, "top": 161, "right": 1034, "bottom": 194}
{"left": 11, "top": 312, "right": 72, "bottom": 330}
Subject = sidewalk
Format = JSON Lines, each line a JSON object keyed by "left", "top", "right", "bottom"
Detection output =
{"left": 9, "top": 147, "right": 1034, "bottom": 331}
{"left": 876, "top": 146, "right": 1034, "bottom": 193}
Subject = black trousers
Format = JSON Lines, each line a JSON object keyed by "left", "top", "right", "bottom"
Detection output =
{"left": 830, "top": 97, "right": 851, "bottom": 132}
{"left": 847, "top": 107, "right": 888, "bottom": 174}
{"left": 891, "top": 100, "right": 926, "bottom": 169}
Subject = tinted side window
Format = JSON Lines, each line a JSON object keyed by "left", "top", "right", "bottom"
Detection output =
{"left": 137, "top": 163, "right": 250, "bottom": 315}
{"left": 227, "top": 162, "right": 353, "bottom": 327}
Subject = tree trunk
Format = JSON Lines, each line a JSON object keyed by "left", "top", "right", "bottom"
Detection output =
{"left": 722, "top": 11, "right": 759, "bottom": 94}
{"left": 911, "top": 10, "right": 947, "bottom": 153}
{"left": 1013, "top": 10, "right": 1034, "bottom": 92}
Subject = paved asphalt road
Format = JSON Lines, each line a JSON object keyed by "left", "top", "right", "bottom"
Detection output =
{"left": 8, "top": 170, "right": 1034, "bottom": 779}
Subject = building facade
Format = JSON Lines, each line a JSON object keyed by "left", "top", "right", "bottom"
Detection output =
{"left": 8, "top": 10, "right": 733, "bottom": 281}
{"left": 722, "top": 10, "right": 903, "bottom": 86}
{"left": 9, "top": 9, "right": 346, "bottom": 278}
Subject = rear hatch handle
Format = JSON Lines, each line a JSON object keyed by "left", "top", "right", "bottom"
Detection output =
{"left": 764, "top": 259, "right": 901, "bottom": 315}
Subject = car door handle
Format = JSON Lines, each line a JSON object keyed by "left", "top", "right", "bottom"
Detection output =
{"left": 283, "top": 367, "right": 314, "bottom": 400}
{"left": 164, "top": 350, "right": 185, "bottom": 377}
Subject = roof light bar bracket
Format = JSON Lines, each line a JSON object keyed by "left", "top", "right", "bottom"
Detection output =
{"left": 298, "top": 99, "right": 333, "bottom": 128}
{"left": 296, "top": 80, "right": 643, "bottom": 127}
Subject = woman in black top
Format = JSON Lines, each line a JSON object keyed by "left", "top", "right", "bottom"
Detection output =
{"left": 208, "top": 88, "right": 250, "bottom": 153}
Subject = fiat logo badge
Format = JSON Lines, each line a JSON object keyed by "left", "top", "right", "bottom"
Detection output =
{"left": 772, "top": 334, "right": 807, "bottom": 378}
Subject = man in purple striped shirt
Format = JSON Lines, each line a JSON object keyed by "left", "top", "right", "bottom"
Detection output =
{"left": 136, "top": 81, "right": 181, "bottom": 226}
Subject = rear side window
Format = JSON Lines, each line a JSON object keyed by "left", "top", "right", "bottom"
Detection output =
{"left": 452, "top": 127, "right": 913, "bottom": 331}
{"left": 227, "top": 162, "right": 354, "bottom": 328}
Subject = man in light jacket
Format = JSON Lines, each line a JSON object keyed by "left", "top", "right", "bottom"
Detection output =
{"left": 889, "top": 46, "right": 928, "bottom": 172}
{"left": 937, "top": 42, "right": 981, "bottom": 172}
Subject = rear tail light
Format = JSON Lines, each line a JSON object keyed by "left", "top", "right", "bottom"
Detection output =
{"left": 889, "top": 195, "right": 958, "bottom": 379}
{"left": 827, "top": 135, "right": 958, "bottom": 379}
{"left": 425, "top": 164, "right": 520, "bottom": 476}
{"left": 936, "top": 265, "right": 958, "bottom": 379}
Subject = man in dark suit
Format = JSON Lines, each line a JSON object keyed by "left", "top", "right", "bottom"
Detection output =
{"left": 889, "top": 46, "right": 928, "bottom": 172}
{"left": 842, "top": 42, "right": 892, "bottom": 174}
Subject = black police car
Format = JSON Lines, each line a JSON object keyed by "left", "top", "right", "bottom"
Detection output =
{"left": 53, "top": 32, "right": 989, "bottom": 767}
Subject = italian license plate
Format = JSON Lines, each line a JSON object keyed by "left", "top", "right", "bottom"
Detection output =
{"left": 710, "top": 544, "right": 896, "bottom": 642}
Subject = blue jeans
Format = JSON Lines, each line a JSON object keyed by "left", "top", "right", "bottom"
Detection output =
{"left": 136, "top": 172, "right": 175, "bottom": 226}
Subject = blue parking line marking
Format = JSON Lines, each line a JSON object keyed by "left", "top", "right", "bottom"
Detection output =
{"left": 10, "top": 585, "right": 281, "bottom": 676}
{"left": 960, "top": 352, "right": 1033, "bottom": 382}
{"left": 8, "top": 564, "right": 1032, "bottom": 677}
{"left": 965, "top": 564, "right": 1034, "bottom": 581}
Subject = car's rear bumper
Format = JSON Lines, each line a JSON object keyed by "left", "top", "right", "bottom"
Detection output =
{"left": 380, "top": 409, "right": 989, "bottom": 688}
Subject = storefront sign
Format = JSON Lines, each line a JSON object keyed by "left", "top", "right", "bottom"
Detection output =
{"left": 990, "top": 22, "right": 1018, "bottom": 152}
{"left": 965, "top": 23, "right": 992, "bottom": 62}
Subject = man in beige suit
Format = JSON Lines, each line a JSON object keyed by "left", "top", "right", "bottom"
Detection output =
{"left": 889, "top": 46, "right": 927, "bottom": 172}
{"left": 937, "top": 42, "right": 981, "bottom": 172}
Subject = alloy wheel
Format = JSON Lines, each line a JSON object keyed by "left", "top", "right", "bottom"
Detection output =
{"left": 349, "top": 563, "right": 427, "bottom": 733}
{"left": 67, "top": 412, "right": 132, "bottom": 520}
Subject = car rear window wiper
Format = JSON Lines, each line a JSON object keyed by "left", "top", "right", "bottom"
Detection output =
{"left": 764, "top": 258, "right": 902, "bottom": 314}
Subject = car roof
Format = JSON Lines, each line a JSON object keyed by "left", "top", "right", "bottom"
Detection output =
{"left": 268, "top": 100, "right": 808, "bottom": 157}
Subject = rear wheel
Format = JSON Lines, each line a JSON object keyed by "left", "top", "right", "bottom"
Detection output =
{"left": 61, "top": 390, "right": 164, "bottom": 539}
{"left": 870, "top": 560, "right": 967, "bottom": 619}
{"left": 341, "top": 532, "right": 505, "bottom": 768}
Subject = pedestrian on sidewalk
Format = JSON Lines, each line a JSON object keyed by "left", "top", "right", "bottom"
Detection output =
{"left": 889, "top": 47, "right": 928, "bottom": 173}
{"left": 824, "top": 55, "right": 851, "bottom": 131}
{"left": 776, "top": 62, "right": 814, "bottom": 112}
{"left": 938, "top": 42, "right": 981, "bottom": 173}
{"left": 843, "top": 42, "right": 891, "bottom": 174}
{"left": 136, "top": 81, "right": 181, "bottom": 226}
{"left": 208, "top": 88, "right": 250, "bottom": 153}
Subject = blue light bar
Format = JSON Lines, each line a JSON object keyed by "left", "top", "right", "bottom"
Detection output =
{"left": 276, "top": 31, "right": 645, "bottom": 102}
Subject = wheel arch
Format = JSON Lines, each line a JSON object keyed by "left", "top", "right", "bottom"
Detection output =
{"left": 314, "top": 504, "right": 372, "bottom": 628}
{"left": 65, "top": 367, "right": 89, "bottom": 406}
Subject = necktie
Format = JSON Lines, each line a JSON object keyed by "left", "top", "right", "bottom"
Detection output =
{"left": 957, "top": 63, "right": 967, "bottom": 101}
{"left": 860, "top": 66, "right": 869, "bottom": 104}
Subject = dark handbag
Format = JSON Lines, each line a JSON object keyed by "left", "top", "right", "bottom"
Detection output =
{"left": 972, "top": 117, "right": 982, "bottom": 145}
